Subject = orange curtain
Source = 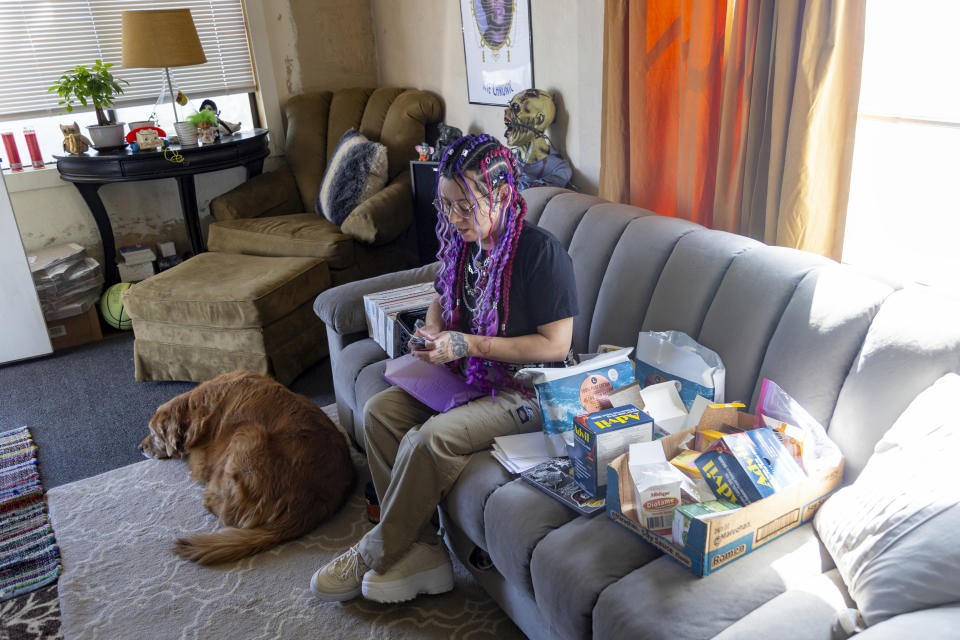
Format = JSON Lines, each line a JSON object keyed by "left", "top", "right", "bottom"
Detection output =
{"left": 601, "top": 0, "right": 867, "bottom": 260}
{"left": 600, "top": 0, "right": 729, "bottom": 227}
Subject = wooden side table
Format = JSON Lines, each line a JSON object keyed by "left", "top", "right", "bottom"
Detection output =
{"left": 55, "top": 129, "right": 270, "bottom": 285}
{"left": 409, "top": 160, "right": 440, "bottom": 266}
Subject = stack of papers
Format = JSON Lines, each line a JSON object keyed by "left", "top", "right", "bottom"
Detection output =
{"left": 491, "top": 431, "right": 551, "bottom": 474}
{"left": 28, "top": 243, "right": 104, "bottom": 321}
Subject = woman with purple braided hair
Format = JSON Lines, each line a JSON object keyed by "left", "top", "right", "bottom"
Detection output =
{"left": 311, "top": 134, "right": 578, "bottom": 605}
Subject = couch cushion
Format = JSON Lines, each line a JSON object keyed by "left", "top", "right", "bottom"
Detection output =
{"left": 483, "top": 479, "right": 576, "bottom": 592}
{"left": 815, "top": 374, "right": 960, "bottom": 626}
{"left": 641, "top": 228, "right": 761, "bottom": 338}
{"left": 326, "top": 88, "right": 374, "bottom": 164}
{"left": 442, "top": 454, "right": 516, "bottom": 552}
{"left": 123, "top": 252, "right": 329, "bottom": 328}
{"left": 697, "top": 246, "right": 828, "bottom": 405}
{"left": 207, "top": 213, "right": 355, "bottom": 269}
{"left": 712, "top": 570, "right": 855, "bottom": 640}
{"left": 589, "top": 215, "right": 700, "bottom": 352}
{"left": 591, "top": 524, "right": 828, "bottom": 640}
{"left": 530, "top": 516, "right": 661, "bottom": 640}
{"left": 378, "top": 90, "right": 443, "bottom": 179}
{"left": 331, "top": 338, "right": 388, "bottom": 446}
{"left": 749, "top": 265, "right": 896, "bottom": 427}
{"left": 533, "top": 193, "right": 601, "bottom": 249}
{"left": 316, "top": 129, "right": 388, "bottom": 226}
{"left": 828, "top": 285, "right": 960, "bottom": 482}
{"left": 285, "top": 91, "right": 334, "bottom": 211}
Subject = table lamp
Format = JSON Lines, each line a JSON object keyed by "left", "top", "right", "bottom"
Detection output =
{"left": 121, "top": 9, "right": 207, "bottom": 125}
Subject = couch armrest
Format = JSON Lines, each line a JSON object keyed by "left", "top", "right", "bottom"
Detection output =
{"left": 313, "top": 261, "right": 440, "bottom": 336}
{"left": 855, "top": 604, "right": 960, "bottom": 639}
{"left": 339, "top": 172, "right": 413, "bottom": 245}
{"left": 209, "top": 163, "right": 304, "bottom": 220}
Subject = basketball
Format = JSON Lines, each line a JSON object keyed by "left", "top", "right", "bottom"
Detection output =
{"left": 100, "top": 282, "right": 133, "bottom": 330}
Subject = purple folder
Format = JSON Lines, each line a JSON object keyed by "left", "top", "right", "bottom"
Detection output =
{"left": 383, "top": 354, "right": 485, "bottom": 412}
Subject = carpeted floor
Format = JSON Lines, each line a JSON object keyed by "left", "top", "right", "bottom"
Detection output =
{"left": 45, "top": 406, "right": 524, "bottom": 640}
{"left": 0, "top": 333, "right": 525, "bottom": 640}
{"left": 0, "top": 332, "right": 335, "bottom": 489}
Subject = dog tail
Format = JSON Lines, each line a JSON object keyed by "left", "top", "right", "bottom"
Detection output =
{"left": 173, "top": 524, "right": 291, "bottom": 565}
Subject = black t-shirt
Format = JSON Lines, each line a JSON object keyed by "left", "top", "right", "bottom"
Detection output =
{"left": 438, "top": 222, "right": 579, "bottom": 340}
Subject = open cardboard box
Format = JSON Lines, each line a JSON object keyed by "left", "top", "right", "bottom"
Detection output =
{"left": 606, "top": 403, "right": 844, "bottom": 576}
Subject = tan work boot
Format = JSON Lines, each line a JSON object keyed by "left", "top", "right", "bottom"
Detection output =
{"left": 361, "top": 542, "right": 454, "bottom": 603}
{"left": 310, "top": 546, "right": 370, "bottom": 602}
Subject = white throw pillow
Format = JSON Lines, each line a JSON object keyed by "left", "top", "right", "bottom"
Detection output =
{"left": 316, "top": 129, "right": 388, "bottom": 226}
{"left": 814, "top": 373, "right": 960, "bottom": 626}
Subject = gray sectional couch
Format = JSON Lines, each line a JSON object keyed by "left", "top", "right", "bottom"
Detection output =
{"left": 313, "top": 187, "right": 960, "bottom": 639}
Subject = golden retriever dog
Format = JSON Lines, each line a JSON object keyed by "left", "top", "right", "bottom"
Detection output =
{"left": 141, "top": 370, "right": 355, "bottom": 565}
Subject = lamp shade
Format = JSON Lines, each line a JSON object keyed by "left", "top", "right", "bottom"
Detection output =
{"left": 122, "top": 9, "right": 207, "bottom": 68}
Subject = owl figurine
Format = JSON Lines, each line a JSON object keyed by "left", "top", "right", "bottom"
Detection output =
{"left": 60, "top": 122, "right": 93, "bottom": 155}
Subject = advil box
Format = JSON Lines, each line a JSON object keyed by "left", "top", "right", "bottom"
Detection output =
{"left": 605, "top": 404, "right": 844, "bottom": 576}
{"left": 571, "top": 404, "right": 653, "bottom": 497}
{"left": 696, "top": 428, "right": 807, "bottom": 505}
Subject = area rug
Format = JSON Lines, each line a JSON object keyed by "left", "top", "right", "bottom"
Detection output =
{"left": 0, "top": 427, "right": 62, "bottom": 602}
{"left": 47, "top": 407, "right": 525, "bottom": 640}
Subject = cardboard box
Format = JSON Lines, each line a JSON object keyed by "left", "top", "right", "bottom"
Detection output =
{"left": 605, "top": 403, "right": 844, "bottom": 576}
{"left": 696, "top": 428, "right": 807, "bottom": 505}
{"left": 46, "top": 305, "right": 102, "bottom": 350}
{"left": 362, "top": 283, "right": 437, "bottom": 358}
{"left": 571, "top": 404, "right": 653, "bottom": 497}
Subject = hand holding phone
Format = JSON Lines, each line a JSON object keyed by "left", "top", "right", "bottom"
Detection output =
{"left": 410, "top": 319, "right": 428, "bottom": 349}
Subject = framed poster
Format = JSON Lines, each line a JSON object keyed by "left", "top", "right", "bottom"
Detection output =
{"left": 460, "top": 0, "right": 534, "bottom": 106}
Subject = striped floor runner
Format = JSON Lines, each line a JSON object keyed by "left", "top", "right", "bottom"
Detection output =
{"left": 0, "top": 427, "right": 61, "bottom": 601}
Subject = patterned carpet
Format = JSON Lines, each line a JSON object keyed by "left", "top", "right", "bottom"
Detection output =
{"left": 40, "top": 406, "right": 524, "bottom": 640}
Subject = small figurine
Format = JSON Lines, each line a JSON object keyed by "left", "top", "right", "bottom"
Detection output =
{"left": 503, "top": 89, "right": 573, "bottom": 190}
{"left": 430, "top": 123, "right": 463, "bottom": 161}
{"left": 200, "top": 98, "right": 242, "bottom": 138}
{"left": 60, "top": 122, "right": 93, "bottom": 155}
{"left": 415, "top": 142, "right": 434, "bottom": 162}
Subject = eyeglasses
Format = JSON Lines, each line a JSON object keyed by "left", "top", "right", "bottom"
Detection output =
{"left": 433, "top": 197, "right": 483, "bottom": 219}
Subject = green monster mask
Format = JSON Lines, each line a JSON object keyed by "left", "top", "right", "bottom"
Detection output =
{"left": 504, "top": 88, "right": 556, "bottom": 164}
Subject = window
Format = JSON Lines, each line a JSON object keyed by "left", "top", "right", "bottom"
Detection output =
{"left": 0, "top": 0, "right": 257, "bottom": 166}
{"left": 842, "top": 0, "right": 960, "bottom": 289}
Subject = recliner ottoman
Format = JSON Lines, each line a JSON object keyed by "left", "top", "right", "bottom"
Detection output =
{"left": 123, "top": 252, "right": 330, "bottom": 385}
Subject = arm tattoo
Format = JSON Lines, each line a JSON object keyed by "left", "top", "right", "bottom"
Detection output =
{"left": 450, "top": 332, "right": 469, "bottom": 359}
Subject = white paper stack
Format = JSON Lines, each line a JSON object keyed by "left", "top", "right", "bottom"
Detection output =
{"left": 28, "top": 243, "right": 104, "bottom": 321}
{"left": 363, "top": 282, "right": 437, "bottom": 357}
{"left": 491, "top": 431, "right": 551, "bottom": 474}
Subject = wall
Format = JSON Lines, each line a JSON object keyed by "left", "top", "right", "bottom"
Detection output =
{"left": 370, "top": 0, "right": 604, "bottom": 193}
{"left": 6, "top": 0, "right": 378, "bottom": 263}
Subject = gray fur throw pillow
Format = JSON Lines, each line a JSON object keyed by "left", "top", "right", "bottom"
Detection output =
{"left": 316, "top": 129, "right": 388, "bottom": 226}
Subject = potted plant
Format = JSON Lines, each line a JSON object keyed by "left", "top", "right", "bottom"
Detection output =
{"left": 49, "top": 60, "right": 129, "bottom": 149}
{"left": 184, "top": 109, "right": 219, "bottom": 145}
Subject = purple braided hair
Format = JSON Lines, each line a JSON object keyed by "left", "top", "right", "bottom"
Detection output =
{"left": 434, "top": 134, "right": 527, "bottom": 396}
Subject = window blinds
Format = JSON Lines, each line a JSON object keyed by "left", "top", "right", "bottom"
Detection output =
{"left": 0, "top": 0, "right": 256, "bottom": 120}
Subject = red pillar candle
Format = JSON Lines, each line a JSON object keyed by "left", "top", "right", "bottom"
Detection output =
{"left": 1, "top": 131, "right": 22, "bottom": 171}
{"left": 23, "top": 128, "right": 44, "bottom": 169}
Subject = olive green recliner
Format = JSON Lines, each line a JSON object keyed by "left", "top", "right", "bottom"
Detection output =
{"left": 208, "top": 87, "right": 443, "bottom": 285}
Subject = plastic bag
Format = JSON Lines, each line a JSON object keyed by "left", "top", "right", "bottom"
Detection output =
{"left": 634, "top": 331, "right": 725, "bottom": 409}
{"left": 754, "top": 378, "right": 843, "bottom": 474}
{"left": 518, "top": 348, "right": 636, "bottom": 457}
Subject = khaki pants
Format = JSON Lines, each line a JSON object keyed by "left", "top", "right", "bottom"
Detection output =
{"left": 356, "top": 385, "right": 541, "bottom": 573}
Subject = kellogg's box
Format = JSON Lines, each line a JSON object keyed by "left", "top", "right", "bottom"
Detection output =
{"left": 570, "top": 404, "right": 653, "bottom": 497}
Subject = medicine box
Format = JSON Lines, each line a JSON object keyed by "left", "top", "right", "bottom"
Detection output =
{"left": 571, "top": 404, "right": 653, "bottom": 497}
{"left": 696, "top": 428, "right": 807, "bottom": 505}
{"left": 605, "top": 404, "right": 843, "bottom": 576}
